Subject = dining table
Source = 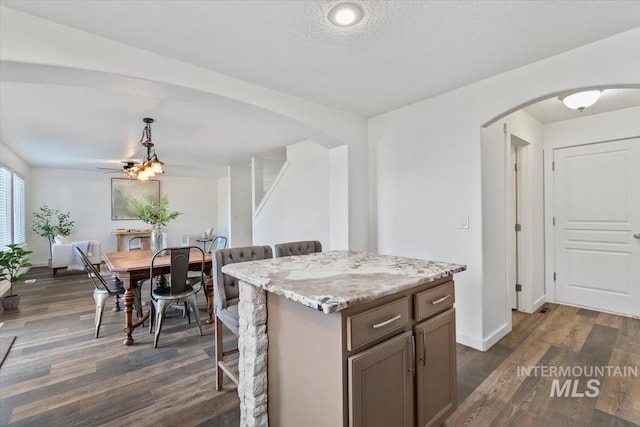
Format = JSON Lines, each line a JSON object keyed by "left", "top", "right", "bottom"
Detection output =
{"left": 103, "top": 248, "right": 214, "bottom": 345}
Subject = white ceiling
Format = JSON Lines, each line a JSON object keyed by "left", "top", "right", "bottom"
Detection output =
{"left": 1, "top": 1, "right": 639, "bottom": 177}
{"left": 524, "top": 88, "right": 640, "bottom": 124}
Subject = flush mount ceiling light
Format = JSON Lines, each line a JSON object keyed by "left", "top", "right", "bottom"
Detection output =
{"left": 559, "top": 90, "right": 602, "bottom": 112}
{"left": 328, "top": 2, "right": 364, "bottom": 27}
{"left": 123, "top": 118, "right": 165, "bottom": 181}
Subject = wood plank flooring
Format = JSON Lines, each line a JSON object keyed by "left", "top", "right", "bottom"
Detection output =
{"left": 0, "top": 267, "right": 240, "bottom": 426}
{"left": 450, "top": 304, "right": 640, "bottom": 427}
{"left": 1, "top": 268, "right": 639, "bottom": 426}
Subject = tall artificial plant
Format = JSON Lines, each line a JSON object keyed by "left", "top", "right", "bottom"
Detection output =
{"left": 0, "top": 244, "right": 33, "bottom": 297}
{"left": 32, "top": 206, "right": 75, "bottom": 258}
{"left": 131, "top": 195, "right": 182, "bottom": 226}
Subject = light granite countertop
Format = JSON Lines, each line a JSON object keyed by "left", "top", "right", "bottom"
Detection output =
{"left": 221, "top": 250, "right": 466, "bottom": 314}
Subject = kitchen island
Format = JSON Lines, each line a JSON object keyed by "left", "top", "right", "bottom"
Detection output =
{"left": 222, "top": 250, "right": 466, "bottom": 427}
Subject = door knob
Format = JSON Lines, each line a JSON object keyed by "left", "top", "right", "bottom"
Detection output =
{"left": 634, "top": 233, "right": 640, "bottom": 239}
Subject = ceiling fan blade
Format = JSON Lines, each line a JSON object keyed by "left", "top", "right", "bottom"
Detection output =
{"left": 96, "top": 167, "right": 124, "bottom": 174}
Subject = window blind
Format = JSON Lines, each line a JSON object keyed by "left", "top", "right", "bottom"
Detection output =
{"left": 0, "top": 165, "right": 26, "bottom": 249}
{"left": 13, "top": 174, "right": 25, "bottom": 244}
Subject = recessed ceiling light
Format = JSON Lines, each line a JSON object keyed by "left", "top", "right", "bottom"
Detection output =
{"left": 328, "top": 2, "right": 364, "bottom": 27}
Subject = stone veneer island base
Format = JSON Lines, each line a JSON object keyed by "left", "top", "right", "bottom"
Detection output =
{"left": 223, "top": 251, "right": 466, "bottom": 427}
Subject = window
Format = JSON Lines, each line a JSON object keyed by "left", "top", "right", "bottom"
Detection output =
{"left": 0, "top": 164, "right": 25, "bottom": 248}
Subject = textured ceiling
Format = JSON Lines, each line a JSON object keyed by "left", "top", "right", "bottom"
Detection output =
{"left": 0, "top": 1, "right": 639, "bottom": 176}
{"left": 3, "top": 0, "right": 639, "bottom": 116}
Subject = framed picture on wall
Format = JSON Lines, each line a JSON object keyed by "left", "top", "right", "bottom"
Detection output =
{"left": 111, "top": 178, "right": 160, "bottom": 220}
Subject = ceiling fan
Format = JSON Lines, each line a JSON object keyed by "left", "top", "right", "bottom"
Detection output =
{"left": 96, "top": 118, "right": 165, "bottom": 180}
{"left": 97, "top": 160, "right": 143, "bottom": 178}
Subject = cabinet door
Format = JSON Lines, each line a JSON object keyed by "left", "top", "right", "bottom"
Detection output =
{"left": 348, "top": 331, "right": 415, "bottom": 427}
{"left": 415, "top": 308, "right": 457, "bottom": 427}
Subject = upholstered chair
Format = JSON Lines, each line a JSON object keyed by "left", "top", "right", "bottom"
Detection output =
{"left": 274, "top": 240, "right": 322, "bottom": 258}
{"left": 213, "top": 245, "right": 273, "bottom": 390}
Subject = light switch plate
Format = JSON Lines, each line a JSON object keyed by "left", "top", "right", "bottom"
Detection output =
{"left": 460, "top": 215, "right": 470, "bottom": 229}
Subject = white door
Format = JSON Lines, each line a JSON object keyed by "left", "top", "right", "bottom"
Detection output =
{"left": 554, "top": 138, "right": 640, "bottom": 317}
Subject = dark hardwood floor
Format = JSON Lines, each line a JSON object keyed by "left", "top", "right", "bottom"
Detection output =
{"left": 1, "top": 268, "right": 639, "bottom": 426}
{"left": 0, "top": 267, "right": 240, "bottom": 426}
{"left": 450, "top": 304, "right": 640, "bottom": 427}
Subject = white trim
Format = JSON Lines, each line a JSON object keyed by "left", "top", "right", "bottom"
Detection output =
{"left": 483, "top": 322, "right": 512, "bottom": 351}
{"left": 533, "top": 295, "right": 546, "bottom": 312}
{"left": 543, "top": 134, "right": 640, "bottom": 310}
{"left": 456, "top": 332, "right": 484, "bottom": 351}
{"left": 543, "top": 147, "right": 557, "bottom": 304}
{"left": 253, "top": 160, "right": 289, "bottom": 219}
{"left": 456, "top": 322, "right": 511, "bottom": 352}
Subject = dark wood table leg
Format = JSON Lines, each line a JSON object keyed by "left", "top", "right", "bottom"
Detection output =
{"left": 206, "top": 276, "right": 214, "bottom": 324}
{"left": 122, "top": 287, "right": 136, "bottom": 346}
{"left": 119, "top": 274, "right": 150, "bottom": 346}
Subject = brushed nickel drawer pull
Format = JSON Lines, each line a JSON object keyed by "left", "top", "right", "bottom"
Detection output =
{"left": 409, "top": 335, "right": 415, "bottom": 375}
{"left": 421, "top": 329, "right": 426, "bottom": 366}
{"left": 372, "top": 314, "right": 402, "bottom": 329}
{"left": 431, "top": 294, "right": 451, "bottom": 305}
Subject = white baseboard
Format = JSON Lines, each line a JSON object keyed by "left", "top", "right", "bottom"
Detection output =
{"left": 533, "top": 295, "right": 546, "bottom": 312}
{"left": 482, "top": 322, "right": 511, "bottom": 350}
{"left": 456, "top": 332, "right": 484, "bottom": 351}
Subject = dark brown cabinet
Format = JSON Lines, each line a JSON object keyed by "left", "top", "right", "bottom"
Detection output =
{"left": 348, "top": 331, "right": 415, "bottom": 427}
{"left": 347, "top": 280, "right": 457, "bottom": 427}
{"left": 416, "top": 308, "right": 457, "bottom": 427}
{"left": 266, "top": 276, "right": 457, "bottom": 427}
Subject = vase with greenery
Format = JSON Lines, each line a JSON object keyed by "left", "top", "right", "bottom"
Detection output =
{"left": 0, "top": 244, "right": 33, "bottom": 310}
{"left": 131, "top": 195, "right": 182, "bottom": 253}
{"left": 32, "top": 206, "right": 75, "bottom": 260}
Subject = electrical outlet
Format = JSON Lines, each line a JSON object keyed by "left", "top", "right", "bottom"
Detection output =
{"left": 460, "top": 215, "right": 470, "bottom": 229}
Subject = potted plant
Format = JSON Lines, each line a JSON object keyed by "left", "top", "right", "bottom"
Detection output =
{"left": 0, "top": 244, "right": 33, "bottom": 310}
{"left": 131, "top": 195, "right": 182, "bottom": 253}
{"left": 32, "top": 206, "right": 75, "bottom": 262}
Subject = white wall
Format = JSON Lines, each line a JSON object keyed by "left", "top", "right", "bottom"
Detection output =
{"left": 0, "top": 143, "right": 30, "bottom": 295}
{"left": 329, "top": 145, "right": 349, "bottom": 250}
{"left": 507, "top": 112, "right": 545, "bottom": 313}
{"left": 252, "top": 140, "right": 331, "bottom": 249}
{"left": 370, "top": 28, "right": 640, "bottom": 350}
{"left": 27, "top": 168, "right": 217, "bottom": 266}
{"left": 0, "top": 143, "right": 29, "bottom": 178}
{"left": 543, "top": 106, "right": 640, "bottom": 304}
{"left": 544, "top": 106, "right": 640, "bottom": 150}
{"left": 217, "top": 176, "right": 229, "bottom": 240}
{"left": 228, "top": 166, "right": 253, "bottom": 247}
{"left": 1, "top": 6, "right": 370, "bottom": 251}
{"left": 481, "top": 109, "right": 544, "bottom": 349}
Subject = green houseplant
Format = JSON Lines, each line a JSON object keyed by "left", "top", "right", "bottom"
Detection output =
{"left": 0, "top": 244, "right": 33, "bottom": 310}
{"left": 32, "top": 206, "right": 75, "bottom": 260}
{"left": 131, "top": 195, "right": 182, "bottom": 253}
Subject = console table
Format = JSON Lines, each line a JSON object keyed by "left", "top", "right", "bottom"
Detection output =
{"left": 112, "top": 229, "right": 153, "bottom": 251}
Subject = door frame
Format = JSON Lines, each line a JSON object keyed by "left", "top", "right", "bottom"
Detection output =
{"left": 543, "top": 135, "right": 640, "bottom": 306}
{"left": 508, "top": 136, "right": 532, "bottom": 311}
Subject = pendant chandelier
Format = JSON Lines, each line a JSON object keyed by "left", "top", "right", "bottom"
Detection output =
{"left": 124, "top": 118, "right": 165, "bottom": 180}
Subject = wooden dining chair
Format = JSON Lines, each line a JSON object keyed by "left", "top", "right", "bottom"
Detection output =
{"left": 148, "top": 246, "right": 204, "bottom": 348}
{"left": 274, "top": 240, "right": 322, "bottom": 258}
{"left": 213, "top": 245, "right": 273, "bottom": 390}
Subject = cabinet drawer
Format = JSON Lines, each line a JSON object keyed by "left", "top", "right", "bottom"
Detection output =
{"left": 347, "top": 297, "right": 410, "bottom": 351}
{"left": 414, "top": 281, "right": 455, "bottom": 321}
